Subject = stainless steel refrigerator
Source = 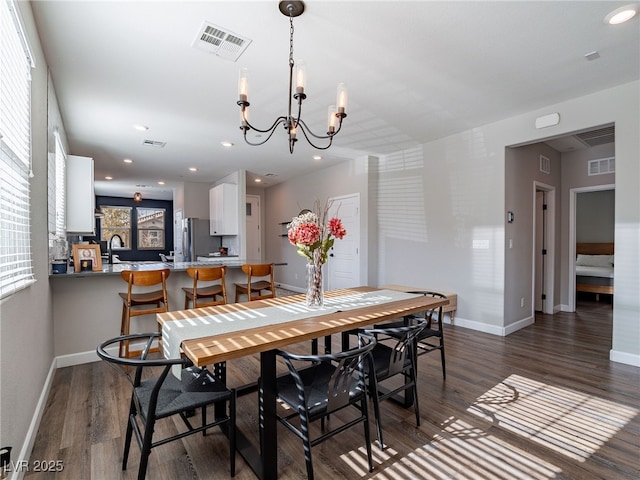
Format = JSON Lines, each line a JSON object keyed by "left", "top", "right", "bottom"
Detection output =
{"left": 181, "top": 218, "right": 218, "bottom": 262}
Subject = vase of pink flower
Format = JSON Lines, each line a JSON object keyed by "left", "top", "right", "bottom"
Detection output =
{"left": 287, "top": 200, "right": 347, "bottom": 307}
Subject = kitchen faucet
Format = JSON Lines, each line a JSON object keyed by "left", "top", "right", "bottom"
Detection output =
{"left": 108, "top": 234, "right": 124, "bottom": 264}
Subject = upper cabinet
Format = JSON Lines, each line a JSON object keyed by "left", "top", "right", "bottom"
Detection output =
{"left": 209, "top": 183, "right": 238, "bottom": 235}
{"left": 66, "top": 155, "right": 95, "bottom": 234}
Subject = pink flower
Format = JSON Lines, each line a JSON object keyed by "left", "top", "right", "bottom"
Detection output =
{"left": 287, "top": 228, "right": 297, "bottom": 245}
{"left": 328, "top": 217, "right": 346, "bottom": 239}
{"left": 292, "top": 222, "right": 321, "bottom": 246}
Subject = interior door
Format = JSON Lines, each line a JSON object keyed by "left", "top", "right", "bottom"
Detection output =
{"left": 245, "top": 195, "right": 261, "bottom": 261}
{"left": 327, "top": 193, "right": 360, "bottom": 289}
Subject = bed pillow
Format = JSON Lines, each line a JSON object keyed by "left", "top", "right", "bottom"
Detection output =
{"left": 575, "top": 254, "right": 614, "bottom": 267}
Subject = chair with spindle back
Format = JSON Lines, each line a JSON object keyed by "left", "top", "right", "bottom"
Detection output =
{"left": 182, "top": 266, "right": 228, "bottom": 309}
{"left": 234, "top": 263, "right": 276, "bottom": 302}
{"left": 118, "top": 268, "right": 170, "bottom": 358}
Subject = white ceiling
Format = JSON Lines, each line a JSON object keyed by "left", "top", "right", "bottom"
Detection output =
{"left": 30, "top": 1, "right": 639, "bottom": 200}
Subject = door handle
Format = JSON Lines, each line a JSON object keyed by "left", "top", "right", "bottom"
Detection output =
{"left": 329, "top": 253, "right": 334, "bottom": 257}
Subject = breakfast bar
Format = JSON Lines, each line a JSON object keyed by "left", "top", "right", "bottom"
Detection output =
{"left": 49, "top": 260, "right": 286, "bottom": 363}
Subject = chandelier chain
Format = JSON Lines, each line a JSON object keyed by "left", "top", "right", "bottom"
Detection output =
{"left": 289, "top": 14, "right": 295, "bottom": 68}
{"left": 237, "top": 0, "right": 347, "bottom": 153}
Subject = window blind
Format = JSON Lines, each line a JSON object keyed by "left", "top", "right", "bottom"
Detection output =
{"left": 0, "top": 0, "right": 35, "bottom": 299}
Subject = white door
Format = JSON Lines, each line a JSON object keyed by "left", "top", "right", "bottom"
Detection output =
{"left": 246, "top": 195, "right": 261, "bottom": 261}
{"left": 327, "top": 193, "right": 360, "bottom": 289}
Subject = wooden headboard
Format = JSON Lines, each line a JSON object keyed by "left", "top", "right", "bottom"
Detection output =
{"left": 576, "top": 242, "right": 614, "bottom": 255}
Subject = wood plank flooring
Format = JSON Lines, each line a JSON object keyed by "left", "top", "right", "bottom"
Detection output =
{"left": 25, "top": 298, "right": 639, "bottom": 479}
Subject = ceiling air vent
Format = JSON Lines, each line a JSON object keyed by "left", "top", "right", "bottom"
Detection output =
{"left": 192, "top": 22, "right": 252, "bottom": 62}
{"left": 143, "top": 139, "right": 166, "bottom": 148}
{"left": 576, "top": 126, "right": 615, "bottom": 147}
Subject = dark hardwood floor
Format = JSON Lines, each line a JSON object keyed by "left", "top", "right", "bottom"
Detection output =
{"left": 26, "top": 298, "right": 639, "bottom": 479}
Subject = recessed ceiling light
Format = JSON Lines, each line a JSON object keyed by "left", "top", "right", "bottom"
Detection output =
{"left": 189, "top": 167, "right": 197, "bottom": 172}
{"left": 254, "top": 178, "right": 262, "bottom": 183}
{"left": 605, "top": 5, "right": 638, "bottom": 24}
{"left": 123, "top": 158, "right": 133, "bottom": 164}
{"left": 105, "top": 176, "right": 113, "bottom": 180}
{"left": 157, "top": 181, "right": 165, "bottom": 185}
{"left": 313, "top": 155, "right": 322, "bottom": 160}
{"left": 133, "top": 124, "right": 149, "bottom": 131}
{"left": 221, "top": 141, "right": 234, "bottom": 148}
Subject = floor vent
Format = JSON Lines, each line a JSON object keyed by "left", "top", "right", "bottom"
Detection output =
{"left": 193, "top": 22, "right": 252, "bottom": 62}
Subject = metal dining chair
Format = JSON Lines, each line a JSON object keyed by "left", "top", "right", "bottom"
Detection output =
{"left": 382, "top": 291, "right": 448, "bottom": 379}
{"left": 274, "top": 333, "right": 377, "bottom": 480}
{"left": 360, "top": 317, "right": 427, "bottom": 450}
{"left": 97, "top": 332, "right": 236, "bottom": 480}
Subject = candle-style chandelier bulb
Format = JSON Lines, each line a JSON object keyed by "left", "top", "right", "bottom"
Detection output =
{"left": 236, "top": 0, "right": 347, "bottom": 154}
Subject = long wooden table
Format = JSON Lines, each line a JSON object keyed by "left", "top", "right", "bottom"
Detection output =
{"left": 157, "top": 286, "right": 448, "bottom": 479}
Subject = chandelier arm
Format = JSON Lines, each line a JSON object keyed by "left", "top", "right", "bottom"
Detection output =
{"left": 242, "top": 119, "right": 287, "bottom": 146}
{"left": 296, "top": 118, "right": 344, "bottom": 140}
{"left": 242, "top": 115, "right": 289, "bottom": 134}
{"left": 296, "top": 122, "right": 334, "bottom": 150}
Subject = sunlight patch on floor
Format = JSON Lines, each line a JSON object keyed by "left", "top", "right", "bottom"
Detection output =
{"left": 467, "top": 373, "right": 638, "bottom": 461}
{"left": 369, "top": 417, "right": 562, "bottom": 479}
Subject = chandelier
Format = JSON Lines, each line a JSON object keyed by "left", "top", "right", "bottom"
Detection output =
{"left": 237, "top": 0, "right": 347, "bottom": 154}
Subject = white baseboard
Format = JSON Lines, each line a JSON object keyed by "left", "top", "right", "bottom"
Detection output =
{"left": 447, "top": 315, "right": 533, "bottom": 337}
{"left": 56, "top": 349, "right": 100, "bottom": 368}
{"left": 276, "top": 283, "right": 304, "bottom": 294}
{"left": 610, "top": 349, "right": 640, "bottom": 367}
{"left": 10, "top": 359, "right": 57, "bottom": 480}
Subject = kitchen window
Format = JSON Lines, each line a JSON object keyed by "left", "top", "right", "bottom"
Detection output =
{"left": 137, "top": 207, "right": 165, "bottom": 250}
{"left": 100, "top": 206, "right": 132, "bottom": 249}
{"left": 0, "top": 0, "right": 35, "bottom": 299}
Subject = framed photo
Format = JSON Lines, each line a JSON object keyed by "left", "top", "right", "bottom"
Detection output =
{"left": 72, "top": 244, "right": 103, "bottom": 272}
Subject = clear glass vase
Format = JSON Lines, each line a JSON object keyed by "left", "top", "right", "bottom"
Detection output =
{"left": 306, "top": 259, "right": 324, "bottom": 308}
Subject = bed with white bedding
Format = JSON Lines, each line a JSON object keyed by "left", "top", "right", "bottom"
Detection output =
{"left": 575, "top": 243, "right": 614, "bottom": 296}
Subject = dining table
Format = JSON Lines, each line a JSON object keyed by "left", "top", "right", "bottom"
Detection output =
{"left": 157, "top": 286, "right": 449, "bottom": 480}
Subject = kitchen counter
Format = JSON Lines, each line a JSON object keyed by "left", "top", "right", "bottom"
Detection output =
{"left": 49, "top": 260, "right": 287, "bottom": 362}
{"left": 49, "top": 259, "right": 282, "bottom": 278}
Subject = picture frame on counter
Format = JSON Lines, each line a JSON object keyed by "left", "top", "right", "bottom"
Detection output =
{"left": 72, "top": 244, "right": 103, "bottom": 272}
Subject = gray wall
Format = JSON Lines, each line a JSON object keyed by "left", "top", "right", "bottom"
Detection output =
{"left": 264, "top": 156, "right": 374, "bottom": 290}
{"left": 505, "top": 143, "right": 562, "bottom": 322}
{"left": 1, "top": 0, "right": 55, "bottom": 463}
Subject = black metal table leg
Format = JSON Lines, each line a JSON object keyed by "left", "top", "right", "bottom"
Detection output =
{"left": 260, "top": 350, "right": 278, "bottom": 480}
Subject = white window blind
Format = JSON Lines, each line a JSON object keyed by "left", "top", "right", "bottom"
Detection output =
{"left": 54, "top": 131, "right": 66, "bottom": 235}
{"left": 47, "top": 130, "right": 66, "bottom": 235}
{"left": 0, "top": 0, "right": 35, "bottom": 299}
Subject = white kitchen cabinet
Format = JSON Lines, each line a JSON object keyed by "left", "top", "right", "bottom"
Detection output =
{"left": 66, "top": 154, "right": 95, "bottom": 234}
{"left": 209, "top": 183, "right": 238, "bottom": 235}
